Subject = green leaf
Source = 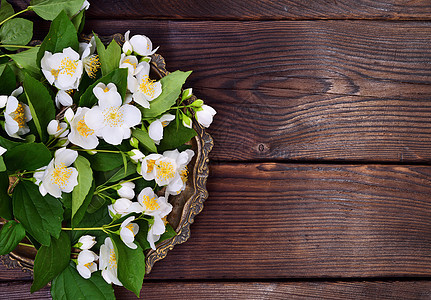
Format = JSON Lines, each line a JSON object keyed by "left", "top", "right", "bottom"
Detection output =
{"left": 36, "top": 10, "right": 79, "bottom": 66}
{"left": 71, "top": 7, "right": 85, "bottom": 33}
{"left": 131, "top": 128, "right": 157, "bottom": 153}
{"left": 0, "top": 171, "right": 12, "bottom": 220}
{"left": 110, "top": 234, "right": 146, "bottom": 297}
{"left": 71, "top": 156, "right": 92, "bottom": 219}
{"left": 71, "top": 205, "right": 111, "bottom": 244}
{"left": 31, "top": 231, "right": 71, "bottom": 293}
{"left": 0, "top": 64, "right": 15, "bottom": 95}
{"left": 0, "top": 18, "right": 33, "bottom": 51}
{"left": 0, "top": 157, "right": 5, "bottom": 172}
{"left": 71, "top": 181, "right": 94, "bottom": 228}
{"left": 51, "top": 263, "right": 115, "bottom": 300}
{"left": 157, "top": 121, "right": 197, "bottom": 152}
{"left": 8, "top": 47, "right": 41, "bottom": 78}
{"left": 23, "top": 73, "right": 56, "bottom": 142}
{"left": 158, "top": 223, "right": 177, "bottom": 244}
{"left": 105, "top": 161, "right": 137, "bottom": 184}
{"left": 0, "top": 0, "right": 14, "bottom": 23}
{"left": 79, "top": 68, "right": 128, "bottom": 107}
{"left": 13, "top": 181, "right": 63, "bottom": 246}
{"left": 4, "top": 142, "right": 51, "bottom": 171}
{"left": 141, "top": 70, "right": 192, "bottom": 118}
{"left": 30, "top": 0, "right": 84, "bottom": 20}
{"left": 0, "top": 220, "right": 25, "bottom": 255}
{"left": 134, "top": 219, "right": 150, "bottom": 250}
{"left": 86, "top": 152, "right": 124, "bottom": 172}
{"left": 0, "top": 135, "right": 21, "bottom": 150}
{"left": 94, "top": 35, "right": 121, "bottom": 76}
{"left": 86, "top": 194, "right": 107, "bottom": 214}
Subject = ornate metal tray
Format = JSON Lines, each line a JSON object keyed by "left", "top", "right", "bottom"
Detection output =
{"left": 0, "top": 34, "right": 213, "bottom": 275}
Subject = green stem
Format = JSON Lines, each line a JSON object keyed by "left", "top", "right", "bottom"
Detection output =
{"left": 0, "top": 44, "right": 35, "bottom": 49}
{"left": 74, "top": 149, "right": 122, "bottom": 154}
{"left": 62, "top": 227, "right": 104, "bottom": 231}
{"left": 9, "top": 169, "right": 44, "bottom": 177}
{"left": 95, "top": 176, "right": 142, "bottom": 194}
{"left": 19, "top": 242, "right": 35, "bottom": 248}
{"left": 0, "top": 7, "right": 31, "bottom": 26}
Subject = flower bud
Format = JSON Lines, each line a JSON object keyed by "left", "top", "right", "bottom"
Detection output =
{"left": 139, "top": 56, "right": 151, "bottom": 63}
{"left": 77, "top": 235, "right": 97, "bottom": 250}
{"left": 190, "top": 99, "right": 203, "bottom": 108}
{"left": 129, "top": 137, "right": 139, "bottom": 148}
{"left": 117, "top": 182, "right": 135, "bottom": 199}
{"left": 182, "top": 114, "right": 192, "bottom": 129}
{"left": 128, "top": 149, "right": 145, "bottom": 163}
{"left": 64, "top": 107, "right": 75, "bottom": 124}
{"left": 181, "top": 88, "right": 193, "bottom": 100}
{"left": 86, "top": 150, "right": 97, "bottom": 155}
{"left": 195, "top": 104, "right": 217, "bottom": 128}
{"left": 123, "top": 41, "right": 133, "bottom": 55}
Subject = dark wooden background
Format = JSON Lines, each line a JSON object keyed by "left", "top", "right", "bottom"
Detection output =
{"left": 2, "top": 0, "right": 431, "bottom": 299}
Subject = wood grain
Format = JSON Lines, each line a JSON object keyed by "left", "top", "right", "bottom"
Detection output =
{"left": 2, "top": 280, "right": 431, "bottom": 300}
{"left": 0, "top": 282, "right": 50, "bottom": 299}
{"left": 9, "top": 0, "right": 431, "bottom": 20}
{"left": 116, "top": 281, "right": 431, "bottom": 300}
{"left": 2, "top": 163, "right": 431, "bottom": 280}
{"left": 144, "top": 163, "right": 431, "bottom": 279}
{"left": 81, "top": 20, "right": 431, "bottom": 162}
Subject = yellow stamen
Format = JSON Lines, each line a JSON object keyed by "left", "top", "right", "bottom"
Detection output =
{"left": 59, "top": 57, "right": 78, "bottom": 77}
{"left": 180, "top": 167, "right": 188, "bottom": 184}
{"left": 162, "top": 216, "right": 168, "bottom": 225}
{"left": 12, "top": 103, "right": 27, "bottom": 128}
{"left": 141, "top": 195, "right": 160, "bottom": 211}
{"left": 156, "top": 161, "right": 175, "bottom": 182}
{"left": 77, "top": 118, "right": 94, "bottom": 138}
{"left": 83, "top": 55, "right": 100, "bottom": 78}
{"left": 108, "top": 249, "right": 117, "bottom": 268}
{"left": 126, "top": 223, "right": 136, "bottom": 236}
{"left": 123, "top": 58, "right": 136, "bottom": 68}
{"left": 146, "top": 159, "right": 156, "bottom": 173}
{"left": 84, "top": 262, "right": 94, "bottom": 268}
{"left": 102, "top": 107, "right": 124, "bottom": 127}
{"left": 51, "top": 69, "right": 60, "bottom": 79}
{"left": 138, "top": 75, "right": 156, "bottom": 97}
{"left": 51, "top": 162, "right": 73, "bottom": 188}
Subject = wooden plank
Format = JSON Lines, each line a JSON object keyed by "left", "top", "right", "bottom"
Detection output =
{"left": 0, "top": 282, "right": 50, "bottom": 299}
{"left": 142, "top": 163, "right": 431, "bottom": 279}
{"left": 2, "top": 163, "right": 431, "bottom": 280}
{"left": 9, "top": 0, "right": 431, "bottom": 20}
{"left": 115, "top": 281, "right": 431, "bottom": 300}
{"left": 2, "top": 280, "right": 431, "bottom": 300}
{"left": 82, "top": 20, "right": 431, "bottom": 162}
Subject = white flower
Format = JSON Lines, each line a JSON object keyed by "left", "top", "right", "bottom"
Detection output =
{"left": 130, "top": 62, "right": 162, "bottom": 108}
{"left": 41, "top": 47, "right": 83, "bottom": 90}
{"left": 148, "top": 114, "right": 175, "bottom": 145}
{"left": 128, "top": 149, "right": 144, "bottom": 163}
{"left": 99, "top": 237, "right": 122, "bottom": 286}
{"left": 47, "top": 120, "right": 69, "bottom": 138}
{"left": 77, "top": 235, "right": 97, "bottom": 250}
{"left": 139, "top": 153, "right": 162, "bottom": 181}
{"left": 152, "top": 149, "right": 194, "bottom": 188}
{"left": 117, "top": 181, "right": 135, "bottom": 199}
{"left": 36, "top": 148, "right": 78, "bottom": 198}
{"left": 136, "top": 188, "right": 172, "bottom": 250}
{"left": 195, "top": 104, "right": 216, "bottom": 128}
{"left": 119, "top": 53, "right": 145, "bottom": 92}
{"left": 123, "top": 30, "right": 159, "bottom": 56}
{"left": 79, "top": 36, "right": 100, "bottom": 78}
{"left": 147, "top": 216, "right": 168, "bottom": 250}
{"left": 55, "top": 90, "right": 73, "bottom": 108}
{"left": 0, "top": 85, "right": 20, "bottom": 108}
{"left": 85, "top": 83, "right": 142, "bottom": 145}
{"left": 120, "top": 216, "right": 139, "bottom": 249}
{"left": 137, "top": 187, "right": 172, "bottom": 217}
{"left": 4, "top": 88, "right": 32, "bottom": 139}
{"left": 108, "top": 197, "right": 143, "bottom": 219}
{"left": 76, "top": 250, "right": 98, "bottom": 279}
{"left": 67, "top": 107, "right": 99, "bottom": 149}
{"left": 163, "top": 149, "right": 195, "bottom": 195}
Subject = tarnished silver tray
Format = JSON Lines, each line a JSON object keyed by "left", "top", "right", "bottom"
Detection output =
{"left": 0, "top": 34, "right": 213, "bottom": 275}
